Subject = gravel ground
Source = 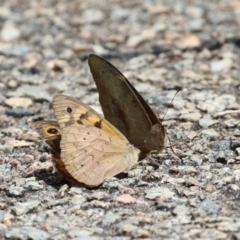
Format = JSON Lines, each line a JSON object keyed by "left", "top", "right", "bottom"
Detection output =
{"left": 1, "top": 0, "right": 240, "bottom": 239}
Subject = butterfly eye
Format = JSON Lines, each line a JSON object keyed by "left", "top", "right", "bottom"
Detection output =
{"left": 67, "top": 107, "right": 72, "bottom": 113}
{"left": 48, "top": 128, "right": 58, "bottom": 134}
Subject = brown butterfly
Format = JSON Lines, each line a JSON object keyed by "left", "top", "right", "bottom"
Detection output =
{"left": 36, "top": 95, "right": 140, "bottom": 186}
{"left": 88, "top": 54, "right": 168, "bottom": 158}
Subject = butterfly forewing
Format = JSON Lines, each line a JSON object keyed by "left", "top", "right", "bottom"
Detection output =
{"left": 34, "top": 120, "right": 61, "bottom": 155}
{"left": 34, "top": 120, "right": 61, "bottom": 141}
{"left": 88, "top": 54, "right": 168, "bottom": 157}
{"left": 34, "top": 120, "right": 78, "bottom": 181}
{"left": 53, "top": 95, "right": 126, "bottom": 140}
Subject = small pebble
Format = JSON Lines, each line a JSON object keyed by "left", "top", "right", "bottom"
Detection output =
{"left": 145, "top": 187, "right": 175, "bottom": 200}
{"left": 24, "top": 181, "right": 44, "bottom": 191}
{"left": 8, "top": 186, "right": 24, "bottom": 197}
{"left": 200, "top": 199, "right": 221, "bottom": 215}
{"left": 115, "top": 194, "right": 137, "bottom": 204}
{"left": 5, "top": 108, "right": 34, "bottom": 118}
{"left": 1, "top": 23, "right": 20, "bottom": 41}
{"left": 70, "top": 195, "right": 87, "bottom": 205}
{"left": 179, "top": 112, "right": 201, "bottom": 122}
{"left": 201, "top": 129, "right": 219, "bottom": 140}
{"left": 11, "top": 200, "right": 41, "bottom": 216}
{"left": 4, "top": 97, "right": 33, "bottom": 108}
{"left": 82, "top": 9, "right": 105, "bottom": 23}
{"left": 5, "top": 226, "right": 50, "bottom": 240}
{"left": 199, "top": 118, "right": 218, "bottom": 128}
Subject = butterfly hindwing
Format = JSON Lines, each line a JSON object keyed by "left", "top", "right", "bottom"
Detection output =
{"left": 60, "top": 123, "right": 139, "bottom": 186}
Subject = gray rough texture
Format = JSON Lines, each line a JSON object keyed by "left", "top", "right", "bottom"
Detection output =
{"left": 1, "top": 0, "right": 240, "bottom": 239}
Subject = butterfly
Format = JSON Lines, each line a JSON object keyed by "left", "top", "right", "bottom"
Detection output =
{"left": 88, "top": 54, "right": 168, "bottom": 158}
{"left": 36, "top": 95, "right": 140, "bottom": 186}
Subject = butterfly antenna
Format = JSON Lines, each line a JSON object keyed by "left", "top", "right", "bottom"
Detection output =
{"left": 160, "top": 88, "right": 182, "bottom": 122}
{"left": 142, "top": 136, "right": 193, "bottom": 166}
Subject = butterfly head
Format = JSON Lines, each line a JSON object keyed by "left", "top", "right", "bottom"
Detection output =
{"left": 140, "top": 123, "right": 168, "bottom": 157}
